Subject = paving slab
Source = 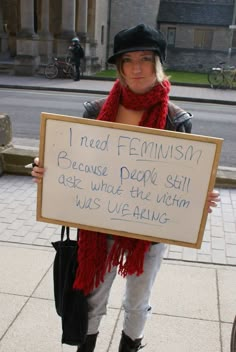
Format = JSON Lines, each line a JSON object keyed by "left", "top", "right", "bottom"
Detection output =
{"left": 218, "top": 269, "right": 236, "bottom": 323}
{"left": 0, "top": 293, "right": 28, "bottom": 339}
{"left": 32, "top": 265, "right": 54, "bottom": 301}
{"left": 0, "top": 297, "right": 119, "bottom": 352}
{"left": 0, "top": 242, "right": 54, "bottom": 296}
{"left": 151, "top": 262, "right": 219, "bottom": 320}
{"left": 0, "top": 298, "right": 62, "bottom": 352}
{"left": 222, "top": 322, "right": 233, "bottom": 352}
{"left": 112, "top": 312, "right": 222, "bottom": 352}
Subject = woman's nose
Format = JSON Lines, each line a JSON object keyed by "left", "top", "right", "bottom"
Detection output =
{"left": 132, "top": 61, "right": 142, "bottom": 73}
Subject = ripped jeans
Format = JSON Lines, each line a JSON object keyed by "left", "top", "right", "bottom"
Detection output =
{"left": 86, "top": 238, "right": 166, "bottom": 340}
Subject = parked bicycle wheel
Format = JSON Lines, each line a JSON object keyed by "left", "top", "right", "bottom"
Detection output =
{"left": 208, "top": 69, "right": 223, "bottom": 88}
{"left": 225, "top": 70, "right": 235, "bottom": 89}
{"left": 231, "top": 316, "right": 236, "bottom": 352}
{"left": 45, "top": 64, "right": 58, "bottom": 79}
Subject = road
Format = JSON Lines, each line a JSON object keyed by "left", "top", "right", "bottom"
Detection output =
{"left": 0, "top": 88, "right": 235, "bottom": 167}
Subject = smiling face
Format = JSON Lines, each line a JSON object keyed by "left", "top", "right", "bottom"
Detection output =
{"left": 119, "top": 51, "right": 157, "bottom": 94}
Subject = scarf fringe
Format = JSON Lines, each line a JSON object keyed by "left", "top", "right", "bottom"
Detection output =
{"left": 73, "top": 231, "right": 108, "bottom": 295}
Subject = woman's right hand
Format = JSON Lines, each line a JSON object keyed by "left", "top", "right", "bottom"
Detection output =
{"left": 31, "top": 157, "right": 45, "bottom": 183}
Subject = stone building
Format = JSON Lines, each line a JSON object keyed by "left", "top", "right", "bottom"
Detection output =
{"left": 0, "top": 0, "right": 110, "bottom": 75}
{"left": 107, "top": 0, "right": 161, "bottom": 62}
{"left": 157, "top": 0, "right": 236, "bottom": 72}
{"left": 1, "top": 0, "right": 236, "bottom": 75}
{"left": 0, "top": 0, "right": 161, "bottom": 75}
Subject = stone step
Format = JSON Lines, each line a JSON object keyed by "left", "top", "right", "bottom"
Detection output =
{"left": 0, "top": 63, "right": 14, "bottom": 74}
{"left": 0, "top": 145, "right": 38, "bottom": 176}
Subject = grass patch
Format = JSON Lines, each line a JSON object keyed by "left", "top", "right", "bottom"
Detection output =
{"left": 94, "top": 70, "right": 117, "bottom": 78}
{"left": 93, "top": 69, "right": 209, "bottom": 85}
{"left": 166, "top": 70, "right": 208, "bottom": 84}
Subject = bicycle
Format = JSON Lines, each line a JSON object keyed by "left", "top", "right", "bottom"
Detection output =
{"left": 208, "top": 61, "right": 236, "bottom": 89}
{"left": 45, "top": 57, "right": 76, "bottom": 79}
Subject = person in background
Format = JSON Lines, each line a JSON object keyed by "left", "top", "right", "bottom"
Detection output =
{"left": 68, "top": 37, "right": 84, "bottom": 81}
{"left": 32, "top": 24, "right": 220, "bottom": 352}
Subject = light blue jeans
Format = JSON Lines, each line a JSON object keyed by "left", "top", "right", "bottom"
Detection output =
{"left": 86, "top": 238, "right": 166, "bottom": 340}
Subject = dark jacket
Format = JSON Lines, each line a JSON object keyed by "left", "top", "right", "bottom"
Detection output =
{"left": 69, "top": 44, "right": 84, "bottom": 64}
{"left": 83, "top": 98, "right": 192, "bottom": 133}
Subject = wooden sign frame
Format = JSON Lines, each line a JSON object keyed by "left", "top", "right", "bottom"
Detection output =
{"left": 37, "top": 112, "right": 223, "bottom": 249}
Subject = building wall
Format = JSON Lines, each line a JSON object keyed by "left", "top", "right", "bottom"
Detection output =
{"left": 1, "top": 0, "right": 19, "bottom": 56}
{"left": 94, "top": 0, "right": 109, "bottom": 69}
{"left": 50, "top": 0, "right": 62, "bottom": 36}
{"left": 165, "top": 47, "right": 236, "bottom": 72}
{"left": 1, "top": 0, "right": 234, "bottom": 74}
{"left": 108, "top": 0, "right": 161, "bottom": 60}
{"left": 160, "top": 23, "right": 230, "bottom": 51}
{"left": 212, "top": 28, "right": 231, "bottom": 51}
{"left": 158, "top": 0, "right": 236, "bottom": 71}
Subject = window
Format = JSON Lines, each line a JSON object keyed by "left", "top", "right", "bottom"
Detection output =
{"left": 194, "top": 29, "right": 213, "bottom": 49}
{"left": 101, "top": 25, "right": 104, "bottom": 45}
{"left": 167, "top": 27, "right": 176, "bottom": 46}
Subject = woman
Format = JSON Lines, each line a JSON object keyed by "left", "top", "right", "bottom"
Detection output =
{"left": 32, "top": 24, "right": 220, "bottom": 352}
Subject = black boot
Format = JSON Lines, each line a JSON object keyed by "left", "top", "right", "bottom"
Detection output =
{"left": 119, "top": 331, "right": 144, "bottom": 352}
{"left": 77, "top": 332, "right": 98, "bottom": 352}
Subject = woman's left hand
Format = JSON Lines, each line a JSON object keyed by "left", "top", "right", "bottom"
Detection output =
{"left": 207, "top": 190, "right": 220, "bottom": 213}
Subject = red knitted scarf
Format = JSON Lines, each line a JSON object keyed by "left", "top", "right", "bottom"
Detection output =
{"left": 73, "top": 79, "right": 170, "bottom": 295}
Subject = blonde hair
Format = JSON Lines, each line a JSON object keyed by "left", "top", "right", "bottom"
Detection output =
{"left": 116, "top": 54, "right": 168, "bottom": 86}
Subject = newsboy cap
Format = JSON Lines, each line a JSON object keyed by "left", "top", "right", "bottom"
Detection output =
{"left": 107, "top": 23, "right": 167, "bottom": 64}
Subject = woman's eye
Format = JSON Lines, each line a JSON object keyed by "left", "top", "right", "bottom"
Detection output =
{"left": 122, "top": 58, "right": 131, "bottom": 63}
{"left": 141, "top": 56, "right": 153, "bottom": 62}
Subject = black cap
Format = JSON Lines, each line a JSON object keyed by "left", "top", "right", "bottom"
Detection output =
{"left": 107, "top": 24, "right": 167, "bottom": 64}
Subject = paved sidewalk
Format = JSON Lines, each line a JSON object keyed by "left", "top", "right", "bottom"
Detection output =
{"left": 0, "top": 74, "right": 236, "bottom": 351}
{"left": 0, "top": 175, "right": 236, "bottom": 265}
{"left": 0, "top": 240, "right": 236, "bottom": 352}
{"left": 0, "top": 174, "right": 236, "bottom": 352}
{"left": 0, "top": 73, "right": 236, "bottom": 105}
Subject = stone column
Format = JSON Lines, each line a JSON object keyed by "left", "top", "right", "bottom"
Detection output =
{"left": 56, "top": 0, "right": 76, "bottom": 57}
{"left": 18, "top": 0, "right": 36, "bottom": 37}
{"left": 15, "top": 0, "right": 39, "bottom": 75}
{"left": 76, "top": 0, "right": 89, "bottom": 74}
{"left": 0, "top": 3, "right": 8, "bottom": 54}
{"left": 61, "top": 0, "right": 76, "bottom": 37}
{"left": 77, "top": 0, "right": 88, "bottom": 40}
{"left": 37, "top": 0, "right": 53, "bottom": 64}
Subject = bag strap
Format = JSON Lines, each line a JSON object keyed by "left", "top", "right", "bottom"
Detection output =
{"left": 61, "top": 225, "right": 70, "bottom": 241}
{"left": 60, "top": 226, "right": 80, "bottom": 241}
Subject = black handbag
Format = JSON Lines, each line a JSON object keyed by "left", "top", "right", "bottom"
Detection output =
{"left": 52, "top": 226, "right": 88, "bottom": 346}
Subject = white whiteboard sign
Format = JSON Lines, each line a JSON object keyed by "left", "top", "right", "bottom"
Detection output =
{"left": 37, "top": 113, "right": 223, "bottom": 248}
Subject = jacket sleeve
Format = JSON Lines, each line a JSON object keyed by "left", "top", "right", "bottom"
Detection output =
{"left": 166, "top": 101, "right": 192, "bottom": 133}
{"left": 83, "top": 98, "right": 106, "bottom": 119}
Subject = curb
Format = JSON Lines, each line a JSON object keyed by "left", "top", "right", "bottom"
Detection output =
{"left": 215, "top": 167, "right": 236, "bottom": 188}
